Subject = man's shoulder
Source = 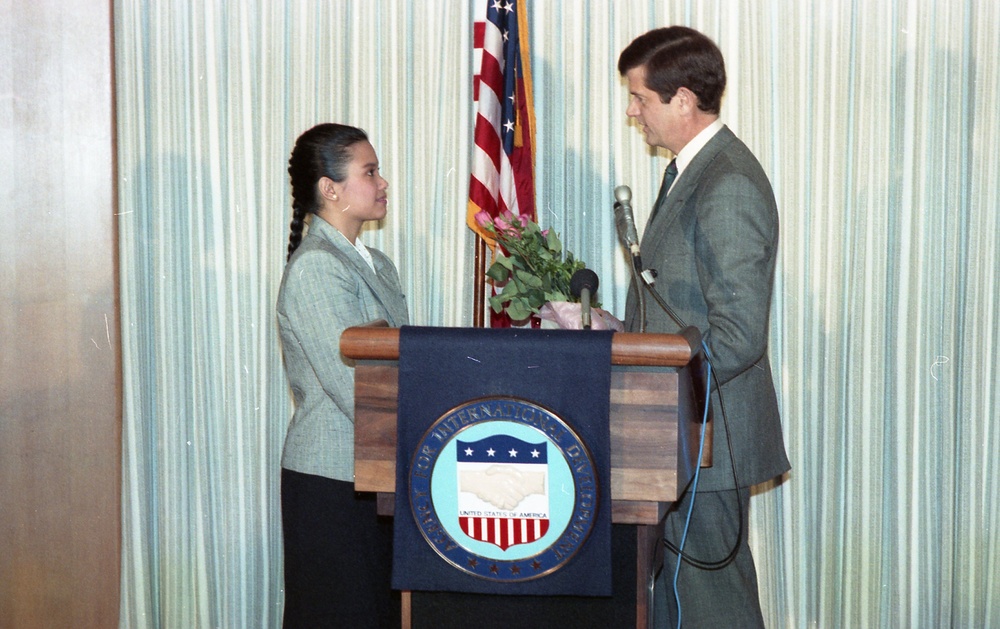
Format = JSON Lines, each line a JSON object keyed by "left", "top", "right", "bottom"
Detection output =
{"left": 703, "top": 126, "right": 753, "bottom": 160}
{"left": 699, "top": 127, "right": 769, "bottom": 180}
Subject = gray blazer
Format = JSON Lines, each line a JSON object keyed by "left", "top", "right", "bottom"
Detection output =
{"left": 625, "top": 125, "right": 790, "bottom": 490}
{"left": 276, "top": 216, "right": 409, "bottom": 481}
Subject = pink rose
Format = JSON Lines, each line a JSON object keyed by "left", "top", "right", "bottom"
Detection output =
{"left": 474, "top": 210, "right": 493, "bottom": 229}
{"left": 494, "top": 211, "right": 522, "bottom": 238}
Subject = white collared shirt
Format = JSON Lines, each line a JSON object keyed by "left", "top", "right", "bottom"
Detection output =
{"left": 337, "top": 229, "right": 377, "bottom": 274}
{"left": 670, "top": 118, "right": 724, "bottom": 194}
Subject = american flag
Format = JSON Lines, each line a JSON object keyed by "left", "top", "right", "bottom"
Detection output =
{"left": 467, "top": 0, "right": 536, "bottom": 242}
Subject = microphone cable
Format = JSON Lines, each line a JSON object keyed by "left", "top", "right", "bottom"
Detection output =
{"left": 672, "top": 353, "right": 712, "bottom": 628}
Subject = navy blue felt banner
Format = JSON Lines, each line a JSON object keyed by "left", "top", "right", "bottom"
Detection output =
{"left": 391, "top": 326, "right": 613, "bottom": 596}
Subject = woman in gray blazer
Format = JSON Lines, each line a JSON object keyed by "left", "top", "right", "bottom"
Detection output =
{"left": 277, "top": 123, "right": 409, "bottom": 628}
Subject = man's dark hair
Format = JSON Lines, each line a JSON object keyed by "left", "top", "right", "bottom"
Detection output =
{"left": 617, "top": 26, "right": 726, "bottom": 115}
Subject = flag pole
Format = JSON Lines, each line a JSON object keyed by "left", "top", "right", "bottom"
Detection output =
{"left": 473, "top": 235, "right": 487, "bottom": 327}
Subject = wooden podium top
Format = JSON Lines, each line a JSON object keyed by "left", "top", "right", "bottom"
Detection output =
{"left": 342, "top": 325, "right": 710, "bottom": 525}
{"left": 341, "top": 325, "right": 702, "bottom": 367}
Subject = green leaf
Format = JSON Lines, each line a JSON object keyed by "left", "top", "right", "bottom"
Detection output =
{"left": 546, "top": 230, "right": 562, "bottom": 253}
{"left": 499, "top": 282, "right": 521, "bottom": 299}
{"left": 486, "top": 262, "right": 509, "bottom": 283}
{"left": 514, "top": 269, "right": 543, "bottom": 288}
{"left": 506, "top": 301, "right": 532, "bottom": 321}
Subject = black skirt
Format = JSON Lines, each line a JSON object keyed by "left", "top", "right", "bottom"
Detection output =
{"left": 281, "top": 468, "right": 400, "bottom": 628}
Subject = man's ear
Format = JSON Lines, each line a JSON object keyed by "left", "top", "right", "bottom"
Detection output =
{"left": 318, "top": 176, "right": 340, "bottom": 202}
{"left": 675, "top": 86, "right": 699, "bottom": 113}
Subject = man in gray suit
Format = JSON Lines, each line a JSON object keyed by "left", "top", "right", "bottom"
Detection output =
{"left": 619, "top": 27, "right": 790, "bottom": 628}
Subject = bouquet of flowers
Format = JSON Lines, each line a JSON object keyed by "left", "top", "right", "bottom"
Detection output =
{"left": 474, "top": 210, "right": 588, "bottom": 322}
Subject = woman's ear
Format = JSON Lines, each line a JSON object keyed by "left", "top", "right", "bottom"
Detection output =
{"left": 318, "top": 176, "right": 340, "bottom": 202}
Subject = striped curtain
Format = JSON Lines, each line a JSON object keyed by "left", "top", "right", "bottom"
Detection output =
{"left": 115, "top": 1, "right": 1000, "bottom": 627}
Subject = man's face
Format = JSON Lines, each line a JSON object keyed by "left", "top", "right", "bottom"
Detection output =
{"left": 624, "top": 65, "right": 683, "bottom": 153}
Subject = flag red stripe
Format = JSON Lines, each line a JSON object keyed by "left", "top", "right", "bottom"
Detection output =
{"left": 469, "top": 178, "right": 498, "bottom": 216}
{"left": 473, "top": 21, "right": 485, "bottom": 48}
{"left": 473, "top": 115, "right": 502, "bottom": 172}
{"left": 476, "top": 51, "right": 504, "bottom": 103}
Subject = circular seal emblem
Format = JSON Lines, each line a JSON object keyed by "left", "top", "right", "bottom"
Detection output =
{"left": 408, "top": 396, "right": 599, "bottom": 582}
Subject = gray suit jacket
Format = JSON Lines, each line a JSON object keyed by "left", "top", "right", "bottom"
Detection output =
{"left": 276, "top": 216, "right": 409, "bottom": 481}
{"left": 625, "top": 125, "right": 790, "bottom": 491}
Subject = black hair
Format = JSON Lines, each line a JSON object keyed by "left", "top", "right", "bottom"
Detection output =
{"left": 286, "top": 123, "right": 369, "bottom": 260}
{"left": 617, "top": 26, "right": 726, "bottom": 115}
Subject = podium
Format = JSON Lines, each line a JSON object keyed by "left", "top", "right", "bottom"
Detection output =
{"left": 341, "top": 324, "right": 711, "bottom": 629}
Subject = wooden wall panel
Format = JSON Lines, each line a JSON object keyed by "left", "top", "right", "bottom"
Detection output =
{"left": 0, "top": 1, "right": 120, "bottom": 627}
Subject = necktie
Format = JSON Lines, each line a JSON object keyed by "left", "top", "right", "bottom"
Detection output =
{"left": 650, "top": 158, "right": 678, "bottom": 220}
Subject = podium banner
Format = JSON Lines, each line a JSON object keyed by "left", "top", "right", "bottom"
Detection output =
{"left": 392, "top": 326, "right": 613, "bottom": 596}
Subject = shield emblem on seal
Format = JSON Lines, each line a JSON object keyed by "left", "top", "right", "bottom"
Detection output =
{"left": 455, "top": 435, "right": 550, "bottom": 551}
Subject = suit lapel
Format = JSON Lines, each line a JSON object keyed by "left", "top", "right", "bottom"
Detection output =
{"left": 368, "top": 252, "right": 408, "bottom": 326}
{"left": 640, "top": 126, "right": 737, "bottom": 262}
{"left": 308, "top": 218, "right": 407, "bottom": 326}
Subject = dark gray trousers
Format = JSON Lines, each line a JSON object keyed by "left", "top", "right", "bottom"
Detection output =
{"left": 656, "top": 487, "right": 766, "bottom": 628}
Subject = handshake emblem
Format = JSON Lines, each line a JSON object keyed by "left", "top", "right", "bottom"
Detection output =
{"left": 458, "top": 464, "right": 547, "bottom": 511}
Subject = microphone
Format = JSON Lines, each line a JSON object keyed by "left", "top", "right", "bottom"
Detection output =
{"left": 613, "top": 185, "right": 641, "bottom": 270}
{"left": 570, "top": 268, "right": 599, "bottom": 330}
{"left": 614, "top": 185, "right": 656, "bottom": 287}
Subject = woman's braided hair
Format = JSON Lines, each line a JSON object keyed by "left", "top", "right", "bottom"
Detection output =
{"left": 286, "top": 123, "right": 369, "bottom": 261}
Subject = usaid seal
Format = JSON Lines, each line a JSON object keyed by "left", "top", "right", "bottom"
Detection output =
{"left": 408, "top": 397, "right": 599, "bottom": 582}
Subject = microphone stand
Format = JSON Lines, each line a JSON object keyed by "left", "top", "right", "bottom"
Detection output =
{"left": 570, "top": 268, "right": 599, "bottom": 330}
{"left": 640, "top": 272, "right": 688, "bottom": 330}
{"left": 628, "top": 259, "right": 648, "bottom": 333}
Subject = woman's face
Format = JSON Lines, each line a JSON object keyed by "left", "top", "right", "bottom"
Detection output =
{"left": 334, "top": 140, "right": 389, "bottom": 223}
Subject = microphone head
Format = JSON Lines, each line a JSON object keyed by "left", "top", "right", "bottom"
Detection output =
{"left": 614, "top": 185, "right": 632, "bottom": 206}
{"left": 570, "top": 268, "right": 599, "bottom": 297}
{"left": 613, "top": 185, "right": 639, "bottom": 250}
